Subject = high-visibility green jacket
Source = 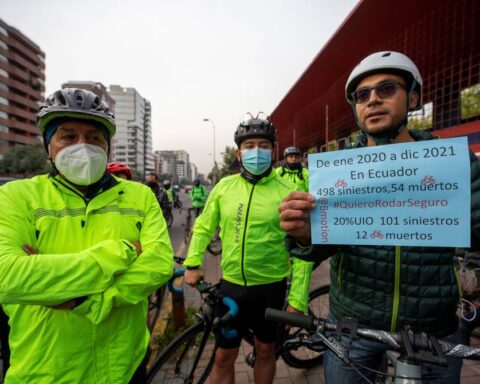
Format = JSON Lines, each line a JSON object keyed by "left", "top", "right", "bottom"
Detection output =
{"left": 165, "top": 188, "right": 174, "bottom": 203}
{"left": 184, "top": 170, "right": 312, "bottom": 312}
{"left": 0, "top": 174, "right": 174, "bottom": 384}
{"left": 189, "top": 185, "right": 207, "bottom": 208}
{"left": 275, "top": 166, "right": 309, "bottom": 192}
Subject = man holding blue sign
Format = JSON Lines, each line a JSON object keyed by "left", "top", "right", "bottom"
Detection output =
{"left": 279, "top": 51, "right": 480, "bottom": 384}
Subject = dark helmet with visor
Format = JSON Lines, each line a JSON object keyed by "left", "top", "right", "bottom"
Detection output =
{"left": 234, "top": 113, "right": 276, "bottom": 146}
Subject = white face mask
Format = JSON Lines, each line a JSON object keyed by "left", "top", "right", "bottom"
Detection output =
{"left": 53, "top": 143, "right": 108, "bottom": 186}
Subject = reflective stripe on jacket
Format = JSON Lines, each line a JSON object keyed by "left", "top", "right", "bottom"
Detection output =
{"left": 0, "top": 174, "right": 174, "bottom": 383}
{"left": 184, "top": 170, "right": 311, "bottom": 312}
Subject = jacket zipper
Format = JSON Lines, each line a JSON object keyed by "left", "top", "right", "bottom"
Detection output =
{"left": 390, "top": 246, "right": 401, "bottom": 331}
{"left": 453, "top": 264, "right": 463, "bottom": 300}
{"left": 336, "top": 251, "right": 344, "bottom": 288}
{"left": 241, "top": 184, "right": 256, "bottom": 287}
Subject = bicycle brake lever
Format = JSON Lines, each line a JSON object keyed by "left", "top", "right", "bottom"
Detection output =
{"left": 315, "top": 333, "right": 350, "bottom": 364}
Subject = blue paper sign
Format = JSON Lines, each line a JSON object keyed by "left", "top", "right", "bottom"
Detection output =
{"left": 309, "top": 137, "right": 471, "bottom": 247}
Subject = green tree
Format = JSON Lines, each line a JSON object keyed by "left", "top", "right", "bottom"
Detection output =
{"left": 0, "top": 143, "right": 50, "bottom": 177}
{"left": 461, "top": 84, "right": 480, "bottom": 120}
{"left": 217, "top": 146, "right": 238, "bottom": 180}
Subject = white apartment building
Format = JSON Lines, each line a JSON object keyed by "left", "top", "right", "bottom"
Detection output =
{"left": 108, "top": 85, "right": 154, "bottom": 175}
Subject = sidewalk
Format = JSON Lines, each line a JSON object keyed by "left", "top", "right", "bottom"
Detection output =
{"left": 177, "top": 253, "right": 480, "bottom": 384}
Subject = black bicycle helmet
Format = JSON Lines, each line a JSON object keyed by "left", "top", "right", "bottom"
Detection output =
{"left": 283, "top": 146, "right": 302, "bottom": 158}
{"left": 234, "top": 115, "right": 276, "bottom": 146}
{"left": 37, "top": 88, "right": 116, "bottom": 136}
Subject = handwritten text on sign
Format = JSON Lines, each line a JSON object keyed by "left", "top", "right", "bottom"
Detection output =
{"left": 308, "top": 137, "right": 471, "bottom": 247}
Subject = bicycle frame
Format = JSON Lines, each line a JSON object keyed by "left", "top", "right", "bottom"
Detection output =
{"left": 383, "top": 350, "right": 422, "bottom": 384}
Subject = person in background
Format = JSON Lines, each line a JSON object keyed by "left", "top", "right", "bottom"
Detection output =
{"left": 107, "top": 161, "right": 133, "bottom": 180}
{"left": 184, "top": 114, "right": 312, "bottom": 384}
{"left": 146, "top": 173, "right": 170, "bottom": 221}
{"left": 0, "top": 88, "right": 174, "bottom": 384}
{"left": 163, "top": 180, "right": 175, "bottom": 206}
{"left": 275, "top": 146, "right": 309, "bottom": 192}
{"left": 189, "top": 178, "right": 207, "bottom": 217}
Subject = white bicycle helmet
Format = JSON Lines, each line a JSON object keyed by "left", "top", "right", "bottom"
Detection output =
{"left": 345, "top": 51, "right": 422, "bottom": 111}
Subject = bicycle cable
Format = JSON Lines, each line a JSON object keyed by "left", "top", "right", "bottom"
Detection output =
{"left": 351, "top": 360, "right": 441, "bottom": 383}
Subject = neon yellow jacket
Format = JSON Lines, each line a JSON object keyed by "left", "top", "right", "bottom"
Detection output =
{"left": 184, "top": 171, "right": 312, "bottom": 312}
{"left": 275, "top": 166, "right": 309, "bottom": 192}
{"left": 0, "top": 174, "right": 174, "bottom": 384}
{"left": 189, "top": 185, "right": 207, "bottom": 208}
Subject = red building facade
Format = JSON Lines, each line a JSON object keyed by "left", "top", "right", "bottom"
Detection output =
{"left": 270, "top": 0, "right": 480, "bottom": 158}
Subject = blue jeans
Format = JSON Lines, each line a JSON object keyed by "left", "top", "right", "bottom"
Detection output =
{"left": 324, "top": 313, "right": 465, "bottom": 384}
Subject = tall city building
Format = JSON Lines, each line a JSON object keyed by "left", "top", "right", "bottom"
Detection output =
{"left": 0, "top": 18, "right": 45, "bottom": 157}
{"left": 173, "top": 150, "right": 190, "bottom": 181}
{"left": 155, "top": 150, "right": 176, "bottom": 180}
{"left": 155, "top": 149, "right": 194, "bottom": 183}
{"left": 108, "top": 85, "right": 154, "bottom": 175}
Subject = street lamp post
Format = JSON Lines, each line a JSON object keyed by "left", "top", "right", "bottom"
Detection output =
{"left": 203, "top": 118, "right": 217, "bottom": 183}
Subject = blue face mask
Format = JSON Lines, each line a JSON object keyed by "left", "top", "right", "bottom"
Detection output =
{"left": 241, "top": 147, "right": 272, "bottom": 175}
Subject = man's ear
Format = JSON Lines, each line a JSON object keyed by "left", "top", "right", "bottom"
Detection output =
{"left": 236, "top": 148, "right": 242, "bottom": 162}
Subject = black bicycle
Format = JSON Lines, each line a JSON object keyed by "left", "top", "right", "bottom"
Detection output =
{"left": 147, "top": 278, "right": 238, "bottom": 383}
{"left": 162, "top": 205, "right": 174, "bottom": 229}
{"left": 146, "top": 272, "right": 330, "bottom": 383}
{"left": 147, "top": 284, "right": 167, "bottom": 334}
{"left": 266, "top": 308, "right": 480, "bottom": 384}
{"left": 183, "top": 208, "right": 195, "bottom": 244}
{"left": 206, "top": 227, "right": 221, "bottom": 256}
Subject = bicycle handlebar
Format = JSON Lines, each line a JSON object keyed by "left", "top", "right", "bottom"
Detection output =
{"left": 167, "top": 269, "right": 185, "bottom": 295}
{"left": 167, "top": 270, "right": 240, "bottom": 340}
{"left": 265, "top": 308, "right": 480, "bottom": 362}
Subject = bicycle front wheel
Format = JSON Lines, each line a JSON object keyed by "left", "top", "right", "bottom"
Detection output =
{"left": 281, "top": 284, "right": 330, "bottom": 369}
{"left": 147, "top": 286, "right": 166, "bottom": 333}
{"left": 147, "top": 321, "right": 217, "bottom": 384}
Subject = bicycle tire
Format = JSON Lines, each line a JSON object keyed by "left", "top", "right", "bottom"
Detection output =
{"left": 206, "top": 240, "right": 222, "bottom": 256}
{"left": 147, "top": 321, "right": 217, "bottom": 384}
{"left": 148, "top": 286, "right": 166, "bottom": 333}
{"left": 281, "top": 284, "right": 330, "bottom": 369}
{"left": 167, "top": 213, "right": 174, "bottom": 229}
{"left": 206, "top": 228, "right": 222, "bottom": 256}
{"left": 184, "top": 211, "right": 192, "bottom": 244}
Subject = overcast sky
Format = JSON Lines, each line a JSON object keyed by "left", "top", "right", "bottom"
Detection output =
{"left": 2, "top": 0, "right": 358, "bottom": 175}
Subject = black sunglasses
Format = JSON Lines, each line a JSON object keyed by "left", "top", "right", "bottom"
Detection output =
{"left": 351, "top": 81, "right": 406, "bottom": 104}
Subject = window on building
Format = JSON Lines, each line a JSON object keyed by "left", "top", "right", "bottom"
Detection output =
{"left": 0, "top": 26, "right": 7, "bottom": 36}
{"left": 409, "top": 101, "right": 433, "bottom": 130}
{"left": 0, "top": 96, "right": 9, "bottom": 106}
{"left": 0, "top": 125, "right": 8, "bottom": 133}
{"left": 461, "top": 84, "right": 480, "bottom": 120}
{"left": 0, "top": 54, "right": 7, "bottom": 63}
{"left": 0, "top": 68, "right": 7, "bottom": 78}
{"left": 0, "top": 82, "right": 8, "bottom": 91}
{"left": 0, "top": 111, "right": 8, "bottom": 119}
{"left": 0, "top": 40, "right": 7, "bottom": 50}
